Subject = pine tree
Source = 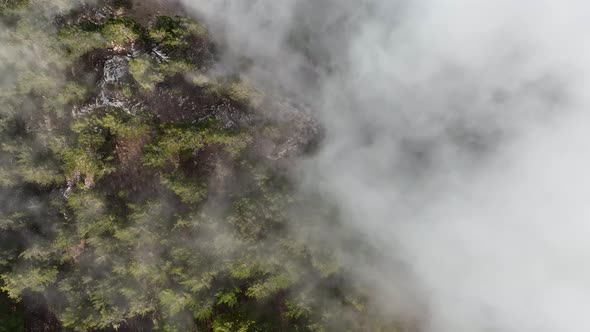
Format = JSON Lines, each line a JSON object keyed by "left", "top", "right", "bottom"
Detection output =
{"left": 0, "top": 1, "right": 410, "bottom": 331}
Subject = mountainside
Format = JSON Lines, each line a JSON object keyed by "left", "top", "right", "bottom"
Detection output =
{"left": 0, "top": 1, "right": 406, "bottom": 331}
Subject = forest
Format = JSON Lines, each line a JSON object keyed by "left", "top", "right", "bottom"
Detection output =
{"left": 0, "top": 0, "right": 408, "bottom": 331}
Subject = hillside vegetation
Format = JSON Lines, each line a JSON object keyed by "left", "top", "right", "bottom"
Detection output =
{"left": 0, "top": 1, "right": 407, "bottom": 331}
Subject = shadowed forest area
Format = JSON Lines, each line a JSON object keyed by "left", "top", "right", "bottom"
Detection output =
{"left": 0, "top": 0, "right": 411, "bottom": 331}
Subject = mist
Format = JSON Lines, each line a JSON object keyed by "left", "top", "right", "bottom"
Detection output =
{"left": 180, "top": 0, "right": 590, "bottom": 331}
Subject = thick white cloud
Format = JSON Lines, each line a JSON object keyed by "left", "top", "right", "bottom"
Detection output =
{"left": 182, "top": 0, "right": 590, "bottom": 330}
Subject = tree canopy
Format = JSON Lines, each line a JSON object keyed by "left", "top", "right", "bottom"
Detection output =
{"left": 0, "top": 1, "right": 408, "bottom": 331}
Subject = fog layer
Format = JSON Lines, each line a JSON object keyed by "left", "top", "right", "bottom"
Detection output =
{"left": 182, "top": 1, "right": 590, "bottom": 331}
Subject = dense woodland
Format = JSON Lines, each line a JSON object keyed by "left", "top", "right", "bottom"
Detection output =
{"left": 0, "top": 1, "right": 407, "bottom": 331}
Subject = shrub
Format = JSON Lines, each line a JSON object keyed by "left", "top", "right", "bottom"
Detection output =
{"left": 102, "top": 21, "right": 139, "bottom": 46}
{"left": 58, "top": 26, "right": 106, "bottom": 59}
{"left": 129, "top": 57, "right": 164, "bottom": 91}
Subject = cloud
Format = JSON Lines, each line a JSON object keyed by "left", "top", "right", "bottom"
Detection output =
{"left": 181, "top": 0, "right": 590, "bottom": 330}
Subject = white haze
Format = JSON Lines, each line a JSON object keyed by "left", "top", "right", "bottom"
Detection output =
{"left": 182, "top": 0, "right": 590, "bottom": 331}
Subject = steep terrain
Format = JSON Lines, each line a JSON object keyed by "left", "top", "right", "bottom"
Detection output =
{"left": 0, "top": 0, "right": 405, "bottom": 331}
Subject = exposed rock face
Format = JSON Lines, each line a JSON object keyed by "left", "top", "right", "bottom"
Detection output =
{"left": 74, "top": 52, "right": 143, "bottom": 116}
{"left": 68, "top": 0, "right": 322, "bottom": 170}
{"left": 250, "top": 97, "right": 321, "bottom": 166}
{"left": 146, "top": 76, "right": 255, "bottom": 128}
{"left": 102, "top": 55, "right": 129, "bottom": 83}
{"left": 271, "top": 99, "right": 321, "bottom": 160}
{"left": 56, "top": 4, "right": 114, "bottom": 27}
